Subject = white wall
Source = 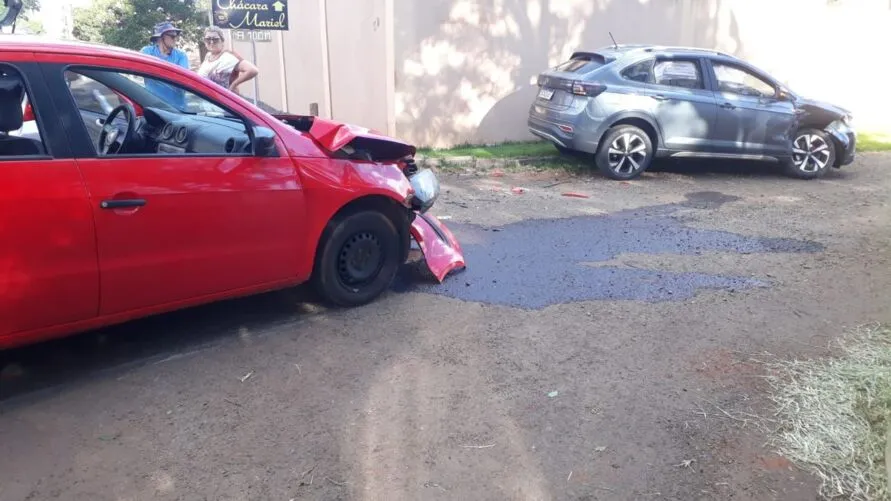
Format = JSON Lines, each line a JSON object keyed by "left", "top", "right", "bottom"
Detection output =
{"left": 241, "top": 0, "right": 891, "bottom": 147}
{"left": 393, "top": 0, "right": 891, "bottom": 147}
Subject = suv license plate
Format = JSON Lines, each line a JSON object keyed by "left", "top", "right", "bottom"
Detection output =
{"left": 538, "top": 88, "right": 555, "bottom": 100}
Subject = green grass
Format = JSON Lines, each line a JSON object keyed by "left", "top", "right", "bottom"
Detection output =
{"left": 763, "top": 323, "right": 891, "bottom": 501}
{"left": 418, "top": 131, "right": 891, "bottom": 161}
{"left": 859, "top": 132, "right": 891, "bottom": 153}
{"left": 418, "top": 140, "right": 558, "bottom": 159}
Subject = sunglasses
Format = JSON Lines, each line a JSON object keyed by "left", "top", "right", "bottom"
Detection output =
{"left": 204, "top": 37, "right": 222, "bottom": 43}
{"left": 163, "top": 32, "right": 179, "bottom": 38}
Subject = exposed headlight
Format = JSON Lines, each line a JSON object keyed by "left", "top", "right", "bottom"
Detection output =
{"left": 408, "top": 168, "right": 440, "bottom": 213}
{"left": 842, "top": 113, "right": 854, "bottom": 127}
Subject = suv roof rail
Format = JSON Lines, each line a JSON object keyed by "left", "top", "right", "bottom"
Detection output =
{"left": 642, "top": 45, "right": 734, "bottom": 57}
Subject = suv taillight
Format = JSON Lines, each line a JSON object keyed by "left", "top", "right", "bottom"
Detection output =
{"left": 571, "top": 81, "right": 607, "bottom": 97}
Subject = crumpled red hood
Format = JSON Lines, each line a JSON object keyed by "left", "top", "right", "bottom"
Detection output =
{"left": 303, "top": 116, "right": 417, "bottom": 160}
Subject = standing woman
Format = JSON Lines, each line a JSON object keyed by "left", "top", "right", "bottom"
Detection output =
{"left": 197, "top": 27, "right": 259, "bottom": 94}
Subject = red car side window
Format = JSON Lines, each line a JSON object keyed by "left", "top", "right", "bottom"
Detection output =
{"left": 62, "top": 66, "right": 255, "bottom": 158}
{"left": 0, "top": 64, "right": 47, "bottom": 158}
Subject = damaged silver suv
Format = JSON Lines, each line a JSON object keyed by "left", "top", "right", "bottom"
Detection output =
{"left": 528, "top": 45, "right": 856, "bottom": 180}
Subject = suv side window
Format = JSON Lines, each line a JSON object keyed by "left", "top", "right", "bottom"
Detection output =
{"left": 0, "top": 64, "right": 47, "bottom": 158}
{"left": 712, "top": 62, "right": 775, "bottom": 98}
{"left": 653, "top": 59, "right": 704, "bottom": 90}
{"left": 621, "top": 59, "right": 654, "bottom": 83}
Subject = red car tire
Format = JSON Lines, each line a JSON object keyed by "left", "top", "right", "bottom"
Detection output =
{"left": 313, "top": 210, "right": 401, "bottom": 307}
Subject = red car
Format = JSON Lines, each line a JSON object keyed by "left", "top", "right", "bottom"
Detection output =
{"left": 0, "top": 37, "right": 465, "bottom": 350}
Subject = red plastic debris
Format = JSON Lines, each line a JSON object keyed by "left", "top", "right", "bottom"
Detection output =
{"left": 561, "top": 192, "right": 590, "bottom": 199}
{"left": 511, "top": 187, "right": 527, "bottom": 194}
{"left": 490, "top": 169, "right": 505, "bottom": 177}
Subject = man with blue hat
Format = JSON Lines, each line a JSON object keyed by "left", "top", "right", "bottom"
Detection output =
{"left": 140, "top": 21, "right": 190, "bottom": 109}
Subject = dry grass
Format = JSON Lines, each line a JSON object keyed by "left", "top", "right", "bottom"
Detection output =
{"left": 762, "top": 324, "right": 891, "bottom": 500}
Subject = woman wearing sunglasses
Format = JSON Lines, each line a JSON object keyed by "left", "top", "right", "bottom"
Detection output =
{"left": 197, "top": 26, "right": 259, "bottom": 94}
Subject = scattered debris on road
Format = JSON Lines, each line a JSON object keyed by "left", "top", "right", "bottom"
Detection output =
{"left": 461, "top": 443, "right": 496, "bottom": 449}
{"left": 326, "top": 476, "right": 348, "bottom": 487}
{"left": 561, "top": 192, "right": 590, "bottom": 199}
{"left": 239, "top": 371, "right": 254, "bottom": 382}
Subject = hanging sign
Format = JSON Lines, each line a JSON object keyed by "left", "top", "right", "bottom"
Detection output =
{"left": 212, "top": 0, "right": 289, "bottom": 31}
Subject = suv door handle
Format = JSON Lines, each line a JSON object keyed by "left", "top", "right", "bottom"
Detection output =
{"left": 100, "top": 199, "right": 146, "bottom": 209}
{"left": 650, "top": 94, "right": 668, "bottom": 101}
{"left": 720, "top": 102, "right": 736, "bottom": 110}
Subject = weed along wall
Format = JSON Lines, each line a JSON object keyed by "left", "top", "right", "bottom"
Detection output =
{"left": 231, "top": 0, "right": 891, "bottom": 149}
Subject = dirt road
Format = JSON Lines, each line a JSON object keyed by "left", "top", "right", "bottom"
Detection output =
{"left": 2, "top": 156, "right": 890, "bottom": 500}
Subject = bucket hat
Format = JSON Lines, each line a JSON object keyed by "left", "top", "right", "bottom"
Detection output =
{"left": 150, "top": 21, "right": 182, "bottom": 41}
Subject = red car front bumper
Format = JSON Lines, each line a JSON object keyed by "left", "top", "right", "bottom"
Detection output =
{"left": 409, "top": 212, "right": 465, "bottom": 282}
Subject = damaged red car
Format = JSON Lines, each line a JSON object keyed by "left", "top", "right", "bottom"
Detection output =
{"left": 0, "top": 38, "right": 464, "bottom": 350}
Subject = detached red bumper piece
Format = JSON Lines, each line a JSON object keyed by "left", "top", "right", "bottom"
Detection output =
{"left": 410, "top": 212, "right": 466, "bottom": 282}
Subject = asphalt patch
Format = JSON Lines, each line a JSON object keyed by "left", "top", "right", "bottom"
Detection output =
{"left": 395, "top": 192, "right": 823, "bottom": 309}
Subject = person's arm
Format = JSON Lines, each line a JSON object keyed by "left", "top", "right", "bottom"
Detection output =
{"left": 228, "top": 59, "right": 259, "bottom": 91}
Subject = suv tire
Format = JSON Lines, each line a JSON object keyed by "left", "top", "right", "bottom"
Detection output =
{"left": 595, "top": 125, "right": 654, "bottom": 180}
{"left": 784, "top": 128, "right": 836, "bottom": 179}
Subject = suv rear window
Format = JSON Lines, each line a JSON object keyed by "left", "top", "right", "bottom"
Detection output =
{"left": 554, "top": 56, "right": 606, "bottom": 74}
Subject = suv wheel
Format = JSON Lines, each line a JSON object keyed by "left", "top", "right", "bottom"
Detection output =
{"left": 785, "top": 128, "right": 836, "bottom": 179}
{"left": 595, "top": 125, "right": 654, "bottom": 180}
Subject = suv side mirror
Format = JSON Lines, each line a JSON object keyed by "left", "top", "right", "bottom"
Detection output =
{"left": 776, "top": 89, "right": 793, "bottom": 102}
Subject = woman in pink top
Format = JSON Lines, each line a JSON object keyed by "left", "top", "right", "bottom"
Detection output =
{"left": 197, "top": 27, "right": 259, "bottom": 93}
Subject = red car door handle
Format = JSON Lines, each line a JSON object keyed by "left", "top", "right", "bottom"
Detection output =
{"left": 100, "top": 199, "right": 146, "bottom": 209}
{"left": 720, "top": 102, "right": 736, "bottom": 110}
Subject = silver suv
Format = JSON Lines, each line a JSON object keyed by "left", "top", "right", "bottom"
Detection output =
{"left": 527, "top": 45, "right": 856, "bottom": 180}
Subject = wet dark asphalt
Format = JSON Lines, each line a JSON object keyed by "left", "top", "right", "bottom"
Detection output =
{"left": 395, "top": 191, "right": 823, "bottom": 309}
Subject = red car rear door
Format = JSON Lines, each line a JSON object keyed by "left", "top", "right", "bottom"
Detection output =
{"left": 43, "top": 58, "right": 305, "bottom": 316}
{"left": 0, "top": 57, "right": 99, "bottom": 341}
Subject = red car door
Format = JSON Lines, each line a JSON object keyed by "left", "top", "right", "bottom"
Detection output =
{"left": 49, "top": 59, "right": 305, "bottom": 316}
{"left": 0, "top": 59, "right": 99, "bottom": 341}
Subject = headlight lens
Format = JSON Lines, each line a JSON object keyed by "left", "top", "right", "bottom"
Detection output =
{"left": 842, "top": 113, "right": 853, "bottom": 127}
{"left": 409, "top": 168, "right": 440, "bottom": 213}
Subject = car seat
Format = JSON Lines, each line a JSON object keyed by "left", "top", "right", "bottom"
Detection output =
{"left": 0, "top": 76, "right": 44, "bottom": 156}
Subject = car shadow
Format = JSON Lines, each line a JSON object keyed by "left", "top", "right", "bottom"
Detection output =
{"left": 649, "top": 158, "right": 861, "bottom": 181}
{"left": 0, "top": 260, "right": 443, "bottom": 405}
{"left": 0, "top": 286, "right": 325, "bottom": 403}
{"left": 547, "top": 154, "right": 857, "bottom": 181}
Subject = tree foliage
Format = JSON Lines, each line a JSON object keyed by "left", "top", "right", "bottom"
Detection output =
{"left": 73, "top": 0, "right": 209, "bottom": 54}
{"left": 21, "top": 0, "right": 39, "bottom": 13}
{"left": 8, "top": 0, "right": 40, "bottom": 30}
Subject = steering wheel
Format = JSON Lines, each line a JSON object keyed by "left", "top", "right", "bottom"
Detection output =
{"left": 98, "top": 103, "right": 137, "bottom": 155}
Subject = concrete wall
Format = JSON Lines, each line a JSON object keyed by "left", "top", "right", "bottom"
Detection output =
{"left": 226, "top": 0, "right": 331, "bottom": 116}
{"left": 239, "top": 0, "right": 891, "bottom": 147}
{"left": 393, "top": 0, "right": 891, "bottom": 147}
{"left": 324, "top": 0, "right": 392, "bottom": 133}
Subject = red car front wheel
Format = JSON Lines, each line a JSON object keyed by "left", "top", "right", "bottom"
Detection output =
{"left": 313, "top": 210, "right": 401, "bottom": 307}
